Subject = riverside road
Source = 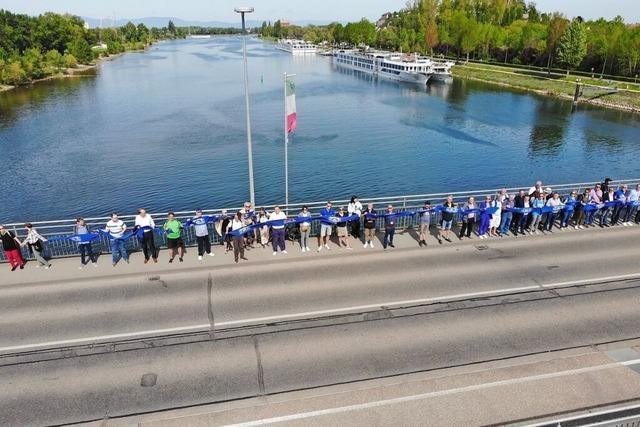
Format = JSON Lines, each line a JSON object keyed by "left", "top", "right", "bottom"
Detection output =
{"left": 2, "top": 226, "right": 640, "bottom": 426}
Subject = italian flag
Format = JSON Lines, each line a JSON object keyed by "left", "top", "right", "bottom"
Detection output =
{"left": 286, "top": 78, "right": 297, "bottom": 134}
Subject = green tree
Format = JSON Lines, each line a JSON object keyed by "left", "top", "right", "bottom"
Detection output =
{"left": 556, "top": 18, "right": 587, "bottom": 72}
{"left": 2, "top": 61, "right": 28, "bottom": 85}
{"left": 63, "top": 53, "right": 77, "bottom": 68}
{"left": 545, "top": 14, "right": 568, "bottom": 73}
{"left": 66, "top": 37, "right": 92, "bottom": 64}
{"left": 168, "top": 20, "right": 176, "bottom": 36}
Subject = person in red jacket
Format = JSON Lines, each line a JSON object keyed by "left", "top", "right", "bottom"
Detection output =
{"left": 0, "top": 224, "right": 25, "bottom": 271}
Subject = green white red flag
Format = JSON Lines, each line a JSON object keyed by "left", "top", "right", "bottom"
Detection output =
{"left": 285, "top": 78, "right": 297, "bottom": 133}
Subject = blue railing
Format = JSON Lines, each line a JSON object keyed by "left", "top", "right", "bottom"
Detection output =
{"left": 2, "top": 178, "right": 638, "bottom": 262}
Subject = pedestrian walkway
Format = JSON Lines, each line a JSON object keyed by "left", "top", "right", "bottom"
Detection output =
{"left": 2, "top": 223, "right": 637, "bottom": 287}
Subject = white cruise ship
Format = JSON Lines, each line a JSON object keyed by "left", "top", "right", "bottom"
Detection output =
{"left": 335, "top": 50, "right": 453, "bottom": 85}
{"left": 275, "top": 39, "right": 317, "bottom": 55}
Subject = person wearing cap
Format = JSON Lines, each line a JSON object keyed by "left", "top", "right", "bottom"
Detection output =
{"left": 336, "top": 207, "right": 352, "bottom": 249}
{"left": 189, "top": 209, "right": 214, "bottom": 261}
{"left": 268, "top": 205, "right": 288, "bottom": 255}
{"left": 418, "top": 201, "right": 431, "bottom": 247}
{"left": 134, "top": 208, "right": 158, "bottom": 264}
{"left": 347, "top": 196, "right": 363, "bottom": 239}
{"left": 383, "top": 204, "right": 397, "bottom": 250}
{"left": 362, "top": 203, "right": 377, "bottom": 248}
{"left": 318, "top": 201, "right": 335, "bottom": 251}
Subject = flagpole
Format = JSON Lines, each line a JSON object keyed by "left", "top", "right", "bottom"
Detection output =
{"left": 284, "top": 72, "right": 289, "bottom": 209}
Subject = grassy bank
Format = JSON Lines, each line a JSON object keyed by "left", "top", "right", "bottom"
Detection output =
{"left": 452, "top": 63, "right": 640, "bottom": 113}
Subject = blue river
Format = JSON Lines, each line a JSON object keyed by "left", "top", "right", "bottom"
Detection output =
{"left": 1, "top": 36, "right": 639, "bottom": 223}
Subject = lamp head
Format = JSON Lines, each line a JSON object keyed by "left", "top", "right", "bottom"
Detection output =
{"left": 234, "top": 6, "right": 254, "bottom": 13}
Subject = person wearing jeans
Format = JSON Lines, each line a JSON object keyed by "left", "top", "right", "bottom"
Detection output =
{"left": 500, "top": 195, "right": 515, "bottom": 235}
{"left": 383, "top": 205, "right": 397, "bottom": 250}
{"left": 545, "top": 193, "right": 564, "bottom": 231}
{"left": 269, "top": 205, "right": 287, "bottom": 255}
{"left": 74, "top": 218, "right": 97, "bottom": 268}
{"left": 228, "top": 212, "right": 247, "bottom": 263}
{"left": 22, "top": 223, "right": 51, "bottom": 268}
{"left": 105, "top": 213, "right": 129, "bottom": 266}
{"left": 298, "top": 206, "right": 312, "bottom": 252}
{"left": 188, "top": 209, "right": 214, "bottom": 261}
{"left": 459, "top": 197, "right": 477, "bottom": 239}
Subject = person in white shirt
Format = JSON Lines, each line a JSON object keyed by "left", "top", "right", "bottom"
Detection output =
{"left": 257, "top": 208, "right": 270, "bottom": 248}
{"left": 21, "top": 223, "right": 51, "bottom": 268}
{"left": 528, "top": 181, "right": 543, "bottom": 196}
{"left": 228, "top": 211, "right": 248, "bottom": 263}
{"left": 134, "top": 208, "right": 157, "bottom": 264}
{"left": 347, "top": 196, "right": 363, "bottom": 239}
{"left": 105, "top": 213, "right": 129, "bottom": 266}
{"left": 269, "top": 205, "right": 288, "bottom": 255}
{"left": 544, "top": 193, "right": 564, "bottom": 232}
{"left": 489, "top": 193, "right": 502, "bottom": 237}
{"left": 298, "top": 206, "right": 312, "bottom": 252}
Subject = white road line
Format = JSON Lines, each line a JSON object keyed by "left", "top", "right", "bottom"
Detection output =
{"left": 1, "top": 272, "right": 639, "bottom": 354}
{"left": 219, "top": 358, "right": 640, "bottom": 427}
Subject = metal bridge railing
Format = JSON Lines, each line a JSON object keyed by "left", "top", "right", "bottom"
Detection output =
{"left": 2, "top": 179, "right": 638, "bottom": 262}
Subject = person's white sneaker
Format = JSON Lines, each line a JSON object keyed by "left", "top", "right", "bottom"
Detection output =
{"left": 579, "top": 225, "right": 584, "bottom": 229}
{"left": 78, "top": 265, "right": 83, "bottom": 270}
{"left": 324, "top": 244, "right": 331, "bottom": 250}
{"left": 92, "top": 263, "right": 98, "bottom": 268}
{"left": 363, "top": 243, "right": 368, "bottom": 248}
{"left": 305, "top": 246, "right": 310, "bottom": 252}
{"left": 198, "top": 256, "right": 203, "bottom": 261}
{"left": 283, "top": 250, "right": 288, "bottom": 254}
{"left": 317, "top": 246, "right": 322, "bottom": 252}
{"left": 272, "top": 252, "right": 277, "bottom": 256}
{"left": 45, "top": 265, "right": 51, "bottom": 270}
{"left": 208, "top": 252, "right": 215, "bottom": 257}
{"left": 370, "top": 242, "right": 374, "bottom": 248}
{"left": 574, "top": 225, "right": 579, "bottom": 229}
{"left": 302, "top": 247, "right": 306, "bottom": 252}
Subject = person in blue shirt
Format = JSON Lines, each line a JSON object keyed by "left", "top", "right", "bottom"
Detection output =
{"left": 383, "top": 204, "right": 397, "bottom": 250}
{"left": 561, "top": 191, "right": 578, "bottom": 228}
{"left": 611, "top": 184, "right": 627, "bottom": 225}
{"left": 318, "top": 201, "right": 336, "bottom": 251}
{"left": 624, "top": 184, "right": 640, "bottom": 225}
{"left": 529, "top": 193, "right": 545, "bottom": 234}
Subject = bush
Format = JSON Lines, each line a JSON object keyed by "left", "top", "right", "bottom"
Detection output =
{"left": 63, "top": 53, "right": 78, "bottom": 68}
{"left": 21, "top": 47, "right": 45, "bottom": 79}
{"left": 2, "top": 61, "right": 29, "bottom": 85}
{"left": 44, "top": 49, "right": 64, "bottom": 68}
{"left": 66, "top": 37, "right": 93, "bottom": 64}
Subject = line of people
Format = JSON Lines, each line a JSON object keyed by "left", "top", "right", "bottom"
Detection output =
{"left": 2, "top": 180, "right": 639, "bottom": 271}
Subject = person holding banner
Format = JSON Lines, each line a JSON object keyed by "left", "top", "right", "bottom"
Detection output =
{"left": 362, "top": 203, "right": 377, "bottom": 249}
{"left": 218, "top": 210, "right": 233, "bottom": 253}
{"left": 269, "top": 205, "right": 288, "bottom": 255}
{"left": 489, "top": 194, "right": 502, "bottom": 237}
{"left": 258, "top": 208, "right": 270, "bottom": 248}
{"left": 241, "top": 202, "right": 256, "bottom": 248}
{"left": 336, "top": 207, "right": 353, "bottom": 250}
{"left": 529, "top": 193, "right": 546, "bottom": 234}
{"left": 459, "top": 197, "right": 477, "bottom": 239}
{"left": 163, "top": 212, "right": 185, "bottom": 263}
{"left": 228, "top": 211, "right": 248, "bottom": 263}
{"left": 601, "top": 186, "right": 617, "bottom": 227}
{"left": 0, "top": 224, "right": 24, "bottom": 271}
{"left": 624, "top": 184, "right": 640, "bottom": 225}
{"left": 347, "top": 196, "right": 363, "bottom": 239}
{"left": 318, "top": 201, "right": 335, "bottom": 251}
{"left": 438, "top": 195, "right": 456, "bottom": 244}
{"left": 22, "top": 223, "right": 51, "bottom": 269}
{"left": 516, "top": 195, "right": 532, "bottom": 235}
{"left": 188, "top": 209, "right": 214, "bottom": 261}
{"left": 298, "top": 206, "right": 312, "bottom": 252}
{"left": 383, "top": 204, "right": 397, "bottom": 250}
{"left": 134, "top": 208, "right": 158, "bottom": 264}
{"left": 611, "top": 185, "right": 628, "bottom": 225}
{"left": 545, "top": 193, "right": 563, "bottom": 231}
{"left": 500, "top": 195, "right": 515, "bottom": 236}
{"left": 105, "top": 213, "right": 129, "bottom": 266}
{"left": 477, "top": 196, "right": 492, "bottom": 239}
{"left": 418, "top": 201, "right": 431, "bottom": 247}
{"left": 74, "top": 218, "right": 97, "bottom": 268}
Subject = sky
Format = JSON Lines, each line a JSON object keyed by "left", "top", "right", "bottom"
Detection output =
{"left": 0, "top": 0, "right": 638, "bottom": 23}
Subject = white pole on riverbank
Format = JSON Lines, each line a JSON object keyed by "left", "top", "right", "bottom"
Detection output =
{"left": 235, "top": 6, "right": 256, "bottom": 207}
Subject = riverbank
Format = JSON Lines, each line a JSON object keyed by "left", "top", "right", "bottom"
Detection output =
{"left": 452, "top": 63, "right": 640, "bottom": 114}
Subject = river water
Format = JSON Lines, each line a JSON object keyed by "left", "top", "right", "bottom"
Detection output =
{"left": 1, "top": 36, "right": 639, "bottom": 223}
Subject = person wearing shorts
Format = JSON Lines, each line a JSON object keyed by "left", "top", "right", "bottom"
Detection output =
{"left": 163, "top": 212, "right": 185, "bottom": 263}
{"left": 438, "top": 195, "right": 456, "bottom": 244}
{"left": 418, "top": 201, "right": 431, "bottom": 247}
{"left": 362, "top": 203, "right": 377, "bottom": 248}
{"left": 318, "top": 201, "right": 335, "bottom": 251}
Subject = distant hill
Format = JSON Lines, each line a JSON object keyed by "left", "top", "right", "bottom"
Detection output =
{"left": 82, "top": 16, "right": 337, "bottom": 29}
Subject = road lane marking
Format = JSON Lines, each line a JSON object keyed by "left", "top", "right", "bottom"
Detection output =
{"left": 1, "top": 272, "right": 639, "bottom": 354}
{"left": 218, "top": 358, "right": 640, "bottom": 427}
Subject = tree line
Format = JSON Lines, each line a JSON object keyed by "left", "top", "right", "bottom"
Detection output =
{"left": 0, "top": 10, "right": 190, "bottom": 86}
{"left": 260, "top": 0, "right": 640, "bottom": 78}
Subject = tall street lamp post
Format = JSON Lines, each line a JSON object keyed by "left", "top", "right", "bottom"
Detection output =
{"left": 234, "top": 6, "right": 255, "bottom": 206}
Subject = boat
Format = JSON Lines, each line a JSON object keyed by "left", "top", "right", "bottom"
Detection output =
{"left": 188, "top": 35, "right": 212, "bottom": 39}
{"left": 335, "top": 50, "right": 438, "bottom": 85}
{"left": 275, "top": 39, "right": 317, "bottom": 55}
{"left": 429, "top": 60, "right": 456, "bottom": 82}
